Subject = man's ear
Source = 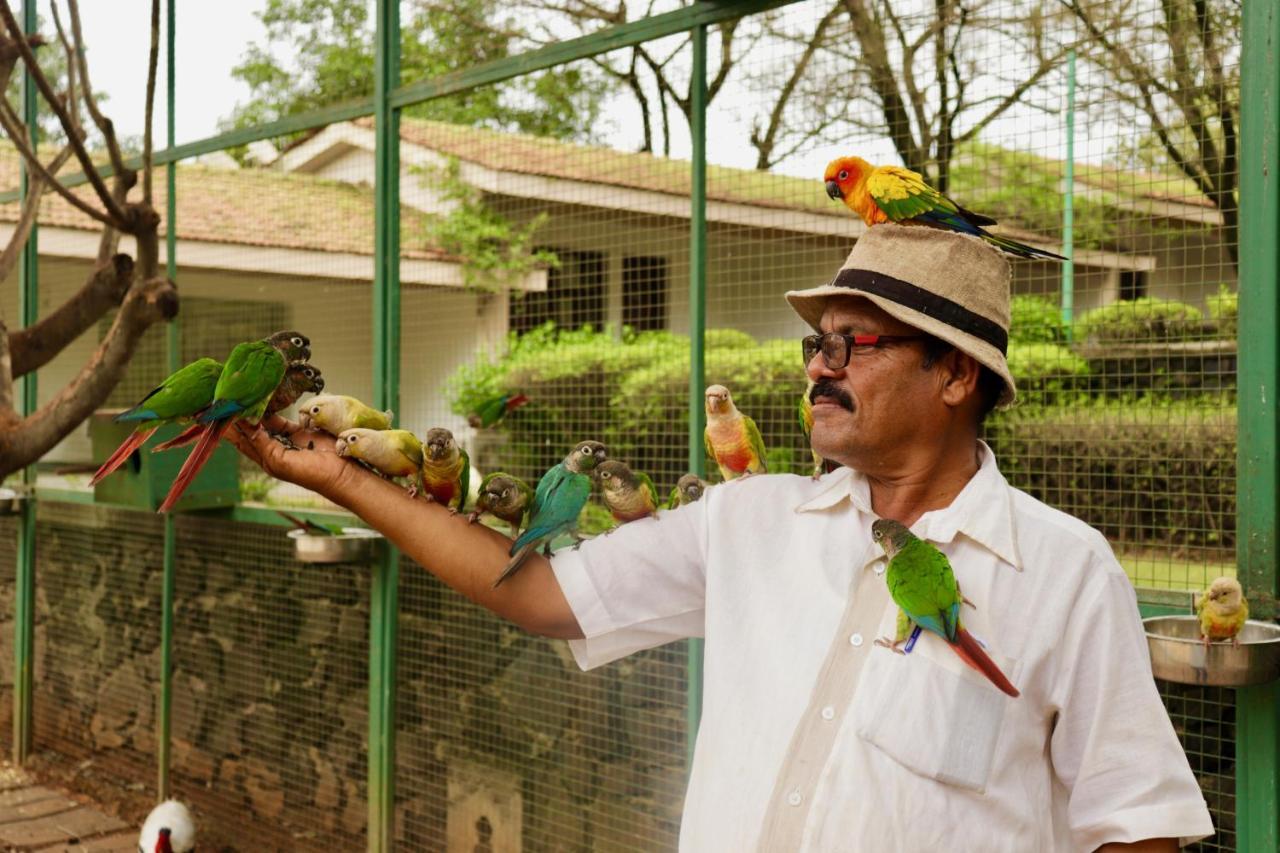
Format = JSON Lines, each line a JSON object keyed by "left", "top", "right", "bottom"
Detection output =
{"left": 937, "top": 349, "right": 982, "bottom": 407}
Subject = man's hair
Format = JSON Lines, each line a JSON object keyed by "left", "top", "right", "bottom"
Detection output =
{"left": 920, "top": 336, "right": 1004, "bottom": 423}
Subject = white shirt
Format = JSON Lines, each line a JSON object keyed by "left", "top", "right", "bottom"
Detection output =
{"left": 551, "top": 444, "right": 1214, "bottom": 852}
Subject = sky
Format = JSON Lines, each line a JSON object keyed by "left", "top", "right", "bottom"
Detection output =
{"left": 52, "top": 0, "right": 1099, "bottom": 180}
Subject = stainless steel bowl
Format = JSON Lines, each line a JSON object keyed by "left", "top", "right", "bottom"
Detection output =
{"left": 288, "top": 527, "right": 384, "bottom": 564}
{"left": 1144, "top": 615, "right": 1280, "bottom": 687}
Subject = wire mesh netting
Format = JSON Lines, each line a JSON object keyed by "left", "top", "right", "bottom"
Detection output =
{"left": 0, "top": 0, "right": 1256, "bottom": 848}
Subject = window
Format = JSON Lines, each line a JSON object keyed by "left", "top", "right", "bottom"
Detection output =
{"left": 622, "top": 256, "right": 668, "bottom": 332}
{"left": 1119, "top": 270, "right": 1147, "bottom": 301}
{"left": 102, "top": 296, "right": 288, "bottom": 406}
{"left": 510, "top": 249, "right": 606, "bottom": 334}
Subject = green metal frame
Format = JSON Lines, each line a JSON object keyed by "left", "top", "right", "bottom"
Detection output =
{"left": 11, "top": 0, "right": 39, "bottom": 766}
{"left": 1237, "top": 0, "right": 1280, "bottom": 847}
{"left": 1060, "top": 49, "right": 1075, "bottom": 339}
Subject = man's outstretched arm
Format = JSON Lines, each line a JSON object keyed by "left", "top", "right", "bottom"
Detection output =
{"left": 229, "top": 416, "right": 584, "bottom": 640}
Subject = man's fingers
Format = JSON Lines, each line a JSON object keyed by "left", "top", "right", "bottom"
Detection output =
{"left": 261, "top": 413, "right": 299, "bottom": 435}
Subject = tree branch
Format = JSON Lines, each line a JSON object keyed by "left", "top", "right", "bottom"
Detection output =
{"left": 0, "top": 99, "right": 113, "bottom": 226}
{"left": 843, "top": 0, "right": 923, "bottom": 173}
{"left": 66, "top": 0, "right": 128, "bottom": 182}
{"left": 8, "top": 254, "right": 135, "bottom": 378}
{"left": 142, "top": 0, "right": 159, "bottom": 205}
{"left": 0, "top": 144, "right": 73, "bottom": 283}
{"left": 0, "top": 274, "right": 178, "bottom": 478}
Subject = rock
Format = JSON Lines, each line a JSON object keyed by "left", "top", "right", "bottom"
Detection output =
{"left": 311, "top": 746, "right": 341, "bottom": 814}
{"left": 241, "top": 702, "right": 287, "bottom": 762}
{"left": 243, "top": 757, "right": 285, "bottom": 820}
{"left": 340, "top": 778, "right": 366, "bottom": 835}
{"left": 89, "top": 660, "right": 151, "bottom": 750}
{"left": 172, "top": 738, "right": 216, "bottom": 784}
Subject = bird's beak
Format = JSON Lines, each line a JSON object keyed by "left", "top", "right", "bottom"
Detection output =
{"left": 298, "top": 346, "right": 312, "bottom": 361}
{"left": 595, "top": 449, "right": 607, "bottom": 463}
{"left": 299, "top": 412, "right": 313, "bottom": 429}
{"left": 825, "top": 180, "right": 843, "bottom": 200}
{"left": 335, "top": 438, "right": 349, "bottom": 457}
{"left": 314, "top": 378, "right": 325, "bottom": 392}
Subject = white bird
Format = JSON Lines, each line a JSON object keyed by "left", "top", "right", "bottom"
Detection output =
{"left": 138, "top": 800, "right": 196, "bottom": 853}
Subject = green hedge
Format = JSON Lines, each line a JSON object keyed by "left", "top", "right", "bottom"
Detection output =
{"left": 1206, "top": 285, "right": 1238, "bottom": 339}
{"left": 1010, "top": 295, "right": 1067, "bottom": 344}
{"left": 985, "top": 403, "right": 1235, "bottom": 552}
{"left": 1075, "top": 297, "right": 1205, "bottom": 344}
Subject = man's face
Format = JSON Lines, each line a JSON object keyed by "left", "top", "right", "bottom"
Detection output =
{"left": 804, "top": 296, "right": 942, "bottom": 472}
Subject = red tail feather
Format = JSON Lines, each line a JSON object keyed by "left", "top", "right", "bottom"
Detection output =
{"left": 951, "top": 627, "right": 1020, "bottom": 697}
{"left": 505, "top": 393, "right": 530, "bottom": 412}
{"left": 152, "top": 422, "right": 204, "bottom": 453}
{"left": 90, "top": 427, "right": 159, "bottom": 486}
{"left": 158, "top": 420, "right": 234, "bottom": 513}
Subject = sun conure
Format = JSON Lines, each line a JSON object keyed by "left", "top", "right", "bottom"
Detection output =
{"left": 704, "top": 384, "right": 766, "bottom": 481}
{"left": 824, "top": 155, "right": 1065, "bottom": 260}
{"left": 872, "top": 518, "right": 1019, "bottom": 698}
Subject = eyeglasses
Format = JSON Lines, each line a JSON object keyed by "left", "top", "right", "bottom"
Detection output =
{"left": 802, "top": 332, "right": 928, "bottom": 370}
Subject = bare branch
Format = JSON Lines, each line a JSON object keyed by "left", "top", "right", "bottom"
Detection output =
{"left": 0, "top": 0, "right": 130, "bottom": 224}
{"left": 49, "top": 1, "right": 80, "bottom": 131}
{"left": 0, "top": 274, "right": 178, "bottom": 478}
{"left": 66, "top": 0, "right": 127, "bottom": 181}
{"left": 0, "top": 144, "right": 74, "bottom": 283}
{"left": 842, "top": 0, "right": 924, "bottom": 173}
{"left": 8, "top": 254, "right": 135, "bottom": 378}
{"left": 0, "top": 99, "right": 114, "bottom": 226}
{"left": 142, "top": 0, "right": 159, "bottom": 205}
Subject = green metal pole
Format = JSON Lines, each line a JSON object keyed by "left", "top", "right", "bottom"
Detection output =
{"left": 158, "top": 0, "right": 178, "bottom": 801}
{"left": 1237, "top": 0, "right": 1280, "bottom": 848}
{"left": 1061, "top": 49, "right": 1075, "bottom": 340}
{"left": 686, "top": 22, "right": 707, "bottom": 771}
{"left": 369, "top": 1, "right": 401, "bottom": 848}
{"left": 12, "top": 0, "right": 39, "bottom": 766}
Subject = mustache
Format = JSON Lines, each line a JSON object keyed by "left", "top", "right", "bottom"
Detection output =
{"left": 810, "top": 379, "right": 854, "bottom": 411}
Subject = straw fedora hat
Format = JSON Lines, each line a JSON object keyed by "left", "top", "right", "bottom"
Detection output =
{"left": 786, "top": 223, "right": 1017, "bottom": 407}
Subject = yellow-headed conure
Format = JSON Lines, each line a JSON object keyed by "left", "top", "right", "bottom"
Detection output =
{"left": 90, "top": 357, "right": 224, "bottom": 485}
{"left": 704, "top": 384, "right": 766, "bottom": 481}
{"left": 467, "top": 392, "right": 530, "bottom": 429}
{"left": 1196, "top": 576, "right": 1248, "bottom": 648}
{"left": 597, "top": 460, "right": 659, "bottom": 524}
{"left": 420, "top": 427, "right": 470, "bottom": 511}
{"left": 667, "top": 474, "right": 707, "bottom": 509}
{"left": 300, "top": 394, "right": 393, "bottom": 436}
{"left": 872, "top": 519, "right": 1019, "bottom": 698}
{"left": 158, "top": 331, "right": 310, "bottom": 512}
{"left": 336, "top": 428, "right": 424, "bottom": 496}
{"left": 495, "top": 440, "right": 608, "bottom": 588}
{"left": 468, "top": 472, "right": 534, "bottom": 538}
{"left": 824, "top": 156, "right": 1065, "bottom": 260}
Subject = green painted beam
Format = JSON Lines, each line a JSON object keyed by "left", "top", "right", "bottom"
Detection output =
{"left": 368, "top": 1, "right": 401, "bottom": 849}
{"left": 158, "top": 0, "right": 179, "bottom": 801}
{"left": 685, "top": 22, "right": 708, "bottom": 774}
{"left": 12, "top": 0, "right": 40, "bottom": 766}
{"left": 1236, "top": 0, "right": 1280, "bottom": 848}
{"left": 389, "top": 0, "right": 802, "bottom": 109}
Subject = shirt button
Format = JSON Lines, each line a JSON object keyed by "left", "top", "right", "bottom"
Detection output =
{"left": 874, "top": 563, "right": 886, "bottom": 575}
{"left": 820, "top": 706, "right": 835, "bottom": 720}
{"left": 849, "top": 633, "right": 864, "bottom": 647}
{"left": 787, "top": 790, "right": 803, "bottom": 807}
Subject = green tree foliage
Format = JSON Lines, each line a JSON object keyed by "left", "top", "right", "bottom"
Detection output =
{"left": 226, "top": 0, "right": 609, "bottom": 141}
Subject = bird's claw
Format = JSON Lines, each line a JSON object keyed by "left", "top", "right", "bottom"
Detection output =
{"left": 405, "top": 485, "right": 419, "bottom": 499}
{"left": 270, "top": 432, "right": 300, "bottom": 451}
{"left": 466, "top": 511, "right": 481, "bottom": 524}
{"left": 874, "top": 637, "right": 906, "bottom": 655}
{"left": 448, "top": 507, "right": 460, "bottom": 516}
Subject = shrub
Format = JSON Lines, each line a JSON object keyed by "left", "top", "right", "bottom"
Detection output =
{"left": 1007, "top": 342, "right": 1090, "bottom": 407}
{"left": 1206, "top": 284, "right": 1238, "bottom": 339}
{"left": 1010, "top": 295, "right": 1066, "bottom": 344}
{"left": 1074, "top": 297, "right": 1205, "bottom": 344}
{"left": 985, "top": 402, "right": 1235, "bottom": 552}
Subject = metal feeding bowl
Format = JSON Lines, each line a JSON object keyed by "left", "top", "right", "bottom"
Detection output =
{"left": 288, "top": 527, "right": 384, "bottom": 564}
{"left": 0, "top": 485, "right": 32, "bottom": 516}
{"left": 1144, "top": 615, "right": 1280, "bottom": 687}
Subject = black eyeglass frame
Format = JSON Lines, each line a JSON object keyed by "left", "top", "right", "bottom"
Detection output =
{"left": 802, "top": 332, "right": 929, "bottom": 370}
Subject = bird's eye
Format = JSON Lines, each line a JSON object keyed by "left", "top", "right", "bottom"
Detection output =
{"left": 311, "top": 406, "right": 320, "bottom": 414}
{"left": 291, "top": 336, "right": 304, "bottom": 347}
{"left": 501, "top": 489, "right": 509, "bottom": 499}
{"left": 580, "top": 446, "right": 591, "bottom": 455}
{"left": 348, "top": 435, "right": 357, "bottom": 442}
{"left": 838, "top": 170, "right": 849, "bottom": 180}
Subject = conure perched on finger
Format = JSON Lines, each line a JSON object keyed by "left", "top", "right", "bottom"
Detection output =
{"left": 336, "top": 428, "right": 424, "bottom": 496}
{"left": 495, "top": 440, "right": 608, "bottom": 588}
{"left": 468, "top": 472, "right": 534, "bottom": 538}
{"left": 158, "top": 331, "right": 311, "bottom": 512}
{"left": 1196, "top": 576, "right": 1248, "bottom": 648}
{"left": 420, "top": 427, "right": 470, "bottom": 511}
{"left": 824, "top": 156, "right": 1065, "bottom": 260}
{"left": 155, "top": 361, "right": 325, "bottom": 453}
{"left": 90, "top": 357, "right": 224, "bottom": 486}
{"left": 300, "top": 394, "right": 393, "bottom": 435}
{"left": 872, "top": 519, "right": 1019, "bottom": 698}
{"left": 597, "top": 460, "right": 659, "bottom": 524}
{"left": 467, "top": 392, "right": 530, "bottom": 429}
{"left": 704, "top": 384, "right": 766, "bottom": 481}
{"left": 667, "top": 474, "right": 707, "bottom": 509}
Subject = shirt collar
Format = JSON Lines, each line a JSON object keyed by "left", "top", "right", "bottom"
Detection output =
{"left": 793, "top": 441, "right": 1022, "bottom": 571}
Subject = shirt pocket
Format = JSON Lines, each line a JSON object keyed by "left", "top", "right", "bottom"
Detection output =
{"left": 851, "top": 612, "right": 1015, "bottom": 795}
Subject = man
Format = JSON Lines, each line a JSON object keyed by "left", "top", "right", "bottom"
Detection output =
{"left": 230, "top": 224, "right": 1213, "bottom": 850}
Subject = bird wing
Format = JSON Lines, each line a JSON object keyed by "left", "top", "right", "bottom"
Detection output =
{"left": 667, "top": 484, "right": 681, "bottom": 510}
{"left": 865, "top": 166, "right": 956, "bottom": 222}
{"left": 798, "top": 392, "right": 812, "bottom": 440}
{"left": 203, "top": 342, "right": 286, "bottom": 422}
{"left": 457, "top": 448, "right": 471, "bottom": 509}
{"left": 889, "top": 539, "right": 962, "bottom": 641}
{"left": 637, "top": 471, "right": 659, "bottom": 511}
{"left": 744, "top": 415, "right": 768, "bottom": 472}
{"left": 514, "top": 471, "right": 590, "bottom": 550}
{"left": 117, "top": 358, "right": 222, "bottom": 423}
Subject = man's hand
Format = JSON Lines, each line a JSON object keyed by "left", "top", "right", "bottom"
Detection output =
{"left": 227, "top": 414, "right": 359, "bottom": 500}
